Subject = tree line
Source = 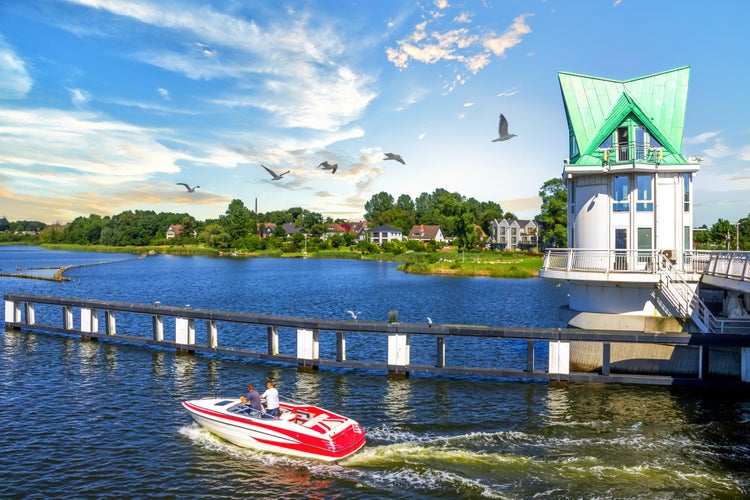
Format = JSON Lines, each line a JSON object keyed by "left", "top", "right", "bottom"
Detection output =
{"left": 1, "top": 180, "right": 571, "bottom": 252}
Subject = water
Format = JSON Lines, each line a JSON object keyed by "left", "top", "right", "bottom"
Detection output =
{"left": 1, "top": 246, "right": 749, "bottom": 498}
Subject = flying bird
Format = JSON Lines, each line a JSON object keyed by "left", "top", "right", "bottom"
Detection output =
{"left": 346, "top": 310, "right": 361, "bottom": 320}
{"left": 383, "top": 152, "right": 405, "bottom": 164}
{"left": 176, "top": 183, "right": 200, "bottom": 192}
{"left": 261, "top": 164, "right": 290, "bottom": 180}
{"left": 317, "top": 160, "right": 338, "bottom": 174}
{"left": 492, "top": 114, "right": 517, "bottom": 142}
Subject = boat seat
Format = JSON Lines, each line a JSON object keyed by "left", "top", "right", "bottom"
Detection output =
{"left": 302, "top": 413, "right": 329, "bottom": 428}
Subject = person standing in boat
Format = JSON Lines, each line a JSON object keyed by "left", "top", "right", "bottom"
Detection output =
{"left": 240, "top": 383, "right": 262, "bottom": 413}
{"left": 261, "top": 380, "right": 280, "bottom": 417}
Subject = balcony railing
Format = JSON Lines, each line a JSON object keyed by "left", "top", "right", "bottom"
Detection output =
{"left": 542, "top": 249, "right": 712, "bottom": 275}
{"left": 600, "top": 144, "right": 664, "bottom": 165}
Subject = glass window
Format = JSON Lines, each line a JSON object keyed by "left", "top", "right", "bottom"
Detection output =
{"left": 613, "top": 175, "right": 629, "bottom": 211}
{"left": 683, "top": 173, "right": 690, "bottom": 211}
{"left": 684, "top": 226, "right": 691, "bottom": 251}
{"left": 636, "top": 175, "right": 653, "bottom": 211}
{"left": 637, "top": 227, "right": 652, "bottom": 249}
{"left": 635, "top": 126, "right": 646, "bottom": 160}
{"left": 649, "top": 134, "right": 663, "bottom": 148}
{"left": 617, "top": 126, "right": 629, "bottom": 161}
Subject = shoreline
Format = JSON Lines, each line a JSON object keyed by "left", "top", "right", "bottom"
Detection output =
{"left": 11, "top": 243, "right": 544, "bottom": 279}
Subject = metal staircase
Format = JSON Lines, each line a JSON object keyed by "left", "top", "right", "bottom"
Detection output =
{"left": 656, "top": 254, "right": 713, "bottom": 333}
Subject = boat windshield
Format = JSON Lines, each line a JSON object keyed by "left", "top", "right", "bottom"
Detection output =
{"left": 228, "top": 403, "right": 263, "bottom": 418}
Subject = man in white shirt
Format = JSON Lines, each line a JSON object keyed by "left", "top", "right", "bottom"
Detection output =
{"left": 261, "top": 380, "right": 280, "bottom": 417}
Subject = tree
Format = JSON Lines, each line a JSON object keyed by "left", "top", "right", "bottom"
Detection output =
{"left": 223, "top": 199, "right": 253, "bottom": 246}
{"left": 364, "top": 192, "right": 395, "bottom": 226}
{"left": 538, "top": 177, "right": 567, "bottom": 248}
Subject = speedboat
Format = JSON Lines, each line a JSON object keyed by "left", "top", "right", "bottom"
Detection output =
{"left": 182, "top": 398, "right": 366, "bottom": 462}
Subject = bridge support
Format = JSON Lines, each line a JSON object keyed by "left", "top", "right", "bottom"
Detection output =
{"left": 297, "top": 328, "right": 319, "bottom": 372}
{"left": 387, "top": 332, "right": 410, "bottom": 378}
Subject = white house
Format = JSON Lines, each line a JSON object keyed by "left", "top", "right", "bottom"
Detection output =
{"left": 367, "top": 224, "right": 403, "bottom": 245}
{"left": 490, "top": 218, "right": 538, "bottom": 251}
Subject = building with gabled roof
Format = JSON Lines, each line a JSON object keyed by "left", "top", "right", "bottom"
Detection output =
{"left": 407, "top": 224, "right": 445, "bottom": 243}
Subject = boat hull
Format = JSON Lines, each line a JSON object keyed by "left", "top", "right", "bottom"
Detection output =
{"left": 182, "top": 398, "right": 366, "bottom": 462}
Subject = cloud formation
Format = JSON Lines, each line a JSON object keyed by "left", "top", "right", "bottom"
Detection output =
{"left": 386, "top": 8, "right": 533, "bottom": 76}
{"left": 0, "top": 37, "right": 32, "bottom": 99}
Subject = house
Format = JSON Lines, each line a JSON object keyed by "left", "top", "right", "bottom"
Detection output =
{"left": 407, "top": 224, "right": 445, "bottom": 243}
{"left": 367, "top": 224, "right": 403, "bottom": 245}
{"left": 323, "top": 222, "right": 349, "bottom": 240}
{"left": 257, "top": 222, "right": 276, "bottom": 237}
{"left": 165, "top": 225, "right": 182, "bottom": 239}
{"left": 282, "top": 223, "right": 304, "bottom": 236}
{"left": 166, "top": 225, "right": 197, "bottom": 239}
{"left": 349, "top": 221, "right": 368, "bottom": 241}
{"left": 490, "top": 218, "right": 538, "bottom": 251}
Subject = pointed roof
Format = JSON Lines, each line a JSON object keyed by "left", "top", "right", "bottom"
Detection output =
{"left": 559, "top": 66, "right": 690, "bottom": 166}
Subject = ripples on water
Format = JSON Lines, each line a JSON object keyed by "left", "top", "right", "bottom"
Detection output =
{"left": 1, "top": 246, "right": 749, "bottom": 498}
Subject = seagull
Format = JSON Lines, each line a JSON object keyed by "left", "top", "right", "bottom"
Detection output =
{"left": 383, "top": 152, "right": 405, "bottom": 164}
{"left": 492, "top": 114, "right": 517, "bottom": 142}
{"left": 426, "top": 317, "right": 432, "bottom": 325}
{"left": 261, "top": 164, "right": 290, "bottom": 180}
{"left": 346, "top": 310, "right": 361, "bottom": 320}
{"left": 317, "top": 160, "right": 338, "bottom": 174}
{"left": 176, "top": 183, "right": 200, "bottom": 192}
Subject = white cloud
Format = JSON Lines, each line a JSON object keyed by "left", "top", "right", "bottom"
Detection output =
{"left": 68, "top": 87, "right": 91, "bottom": 106}
{"left": 0, "top": 108, "right": 182, "bottom": 182}
{"left": 704, "top": 139, "right": 732, "bottom": 159}
{"left": 684, "top": 131, "right": 721, "bottom": 144}
{"left": 0, "top": 37, "right": 32, "bottom": 99}
{"left": 386, "top": 9, "right": 533, "bottom": 76}
{"left": 157, "top": 88, "right": 171, "bottom": 100}
{"left": 67, "top": 0, "right": 377, "bottom": 132}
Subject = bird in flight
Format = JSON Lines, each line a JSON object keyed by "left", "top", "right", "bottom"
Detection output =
{"left": 383, "top": 152, "right": 405, "bottom": 164}
{"left": 492, "top": 114, "right": 517, "bottom": 142}
{"left": 346, "top": 310, "right": 361, "bottom": 320}
{"left": 261, "top": 164, "right": 290, "bottom": 180}
{"left": 317, "top": 160, "right": 338, "bottom": 174}
{"left": 176, "top": 183, "right": 199, "bottom": 192}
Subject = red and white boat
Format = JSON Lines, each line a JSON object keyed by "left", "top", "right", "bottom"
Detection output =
{"left": 182, "top": 397, "right": 366, "bottom": 462}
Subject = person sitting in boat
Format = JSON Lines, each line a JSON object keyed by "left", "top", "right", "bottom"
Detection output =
{"left": 261, "top": 380, "right": 280, "bottom": 417}
{"left": 240, "top": 383, "right": 262, "bottom": 413}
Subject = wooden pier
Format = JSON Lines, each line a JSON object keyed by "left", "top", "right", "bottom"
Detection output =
{"left": 4, "top": 292, "right": 750, "bottom": 387}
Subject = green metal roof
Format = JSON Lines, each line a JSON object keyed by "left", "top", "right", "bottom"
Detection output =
{"left": 559, "top": 67, "right": 690, "bottom": 166}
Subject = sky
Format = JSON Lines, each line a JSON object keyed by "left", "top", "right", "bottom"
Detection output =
{"left": 0, "top": 0, "right": 748, "bottom": 228}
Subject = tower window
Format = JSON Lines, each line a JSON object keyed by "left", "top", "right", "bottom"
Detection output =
{"left": 613, "top": 175, "right": 629, "bottom": 211}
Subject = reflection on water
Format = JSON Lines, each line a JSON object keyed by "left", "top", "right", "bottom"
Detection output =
{"left": 382, "top": 378, "right": 415, "bottom": 423}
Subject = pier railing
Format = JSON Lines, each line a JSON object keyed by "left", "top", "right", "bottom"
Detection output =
{"left": 5, "top": 293, "right": 750, "bottom": 387}
{"left": 541, "top": 248, "right": 712, "bottom": 275}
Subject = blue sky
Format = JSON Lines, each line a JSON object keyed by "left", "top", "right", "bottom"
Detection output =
{"left": 0, "top": 0, "right": 748, "bottom": 228}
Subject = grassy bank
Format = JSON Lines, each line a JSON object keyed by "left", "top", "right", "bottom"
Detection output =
{"left": 36, "top": 244, "right": 543, "bottom": 278}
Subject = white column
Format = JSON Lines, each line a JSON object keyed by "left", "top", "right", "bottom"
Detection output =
{"left": 175, "top": 317, "right": 195, "bottom": 344}
{"left": 207, "top": 320, "right": 218, "bottom": 348}
{"left": 81, "top": 308, "right": 99, "bottom": 333}
{"left": 267, "top": 326, "right": 279, "bottom": 355}
{"left": 24, "top": 303, "right": 35, "bottom": 325}
{"left": 548, "top": 341, "right": 570, "bottom": 375}
{"left": 297, "top": 328, "right": 319, "bottom": 361}
{"left": 5, "top": 300, "right": 21, "bottom": 324}
{"left": 106, "top": 310, "right": 116, "bottom": 335}
{"left": 388, "top": 333, "right": 410, "bottom": 366}
{"left": 152, "top": 315, "right": 164, "bottom": 341}
{"left": 63, "top": 306, "right": 74, "bottom": 330}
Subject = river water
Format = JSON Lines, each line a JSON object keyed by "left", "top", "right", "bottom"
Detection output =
{"left": 1, "top": 246, "right": 749, "bottom": 499}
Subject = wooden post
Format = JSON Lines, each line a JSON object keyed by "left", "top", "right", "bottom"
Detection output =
{"left": 742, "top": 348, "right": 750, "bottom": 383}
{"left": 297, "top": 328, "right": 319, "bottom": 372}
{"left": 436, "top": 336, "right": 445, "bottom": 368}
{"left": 601, "top": 342, "right": 611, "bottom": 376}
{"left": 699, "top": 345, "right": 710, "bottom": 379}
{"left": 336, "top": 331, "right": 346, "bottom": 362}
{"left": 152, "top": 315, "right": 164, "bottom": 341}
{"left": 525, "top": 339, "right": 534, "bottom": 372}
{"left": 24, "top": 302, "right": 35, "bottom": 326}
{"left": 267, "top": 326, "right": 279, "bottom": 355}
{"left": 207, "top": 320, "right": 218, "bottom": 348}
{"left": 105, "top": 310, "right": 116, "bottom": 335}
